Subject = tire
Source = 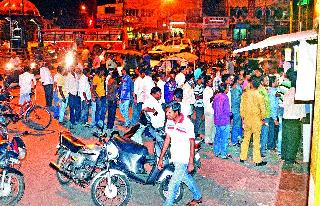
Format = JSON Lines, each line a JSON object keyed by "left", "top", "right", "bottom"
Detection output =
{"left": 56, "top": 153, "right": 73, "bottom": 185}
{"left": 0, "top": 104, "right": 14, "bottom": 126}
{"left": 0, "top": 170, "right": 25, "bottom": 206}
{"left": 25, "top": 105, "right": 52, "bottom": 130}
{"left": 159, "top": 176, "right": 184, "bottom": 203}
{"left": 91, "top": 174, "right": 131, "bottom": 206}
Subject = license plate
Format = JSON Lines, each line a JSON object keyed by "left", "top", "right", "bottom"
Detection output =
{"left": 195, "top": 153, "right": 200, "bottom": 161}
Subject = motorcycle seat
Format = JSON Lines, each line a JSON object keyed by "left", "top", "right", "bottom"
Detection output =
{"left": 60, "top": 131, "right": 86, "bottom": 152}
{"left": 122, "top": 124, "right": 140, "bottom": 139}
{"left": 113, "top": 135, "right": 148, "bottom": 156}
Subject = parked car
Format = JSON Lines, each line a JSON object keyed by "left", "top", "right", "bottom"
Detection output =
{"left": 149, "top": 38, "right": 193, "bottom": 54}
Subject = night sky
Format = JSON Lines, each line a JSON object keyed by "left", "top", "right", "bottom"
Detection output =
{"left": 30, "top": 0, "right": 92, "bottom": 18}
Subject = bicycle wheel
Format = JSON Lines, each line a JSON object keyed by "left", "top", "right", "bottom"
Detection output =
{"left": 25, "top": 105, "right": 52, "bottom": 130}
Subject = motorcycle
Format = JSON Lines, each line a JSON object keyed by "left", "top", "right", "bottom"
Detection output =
{"left": 90, "top": 112, "right": 202, "bottom": 206}
{"left": 0, "top": 123, "right": 26, "bottom": 206}
{"left": 49, "top": 131, "right": 112, "bottom": 188}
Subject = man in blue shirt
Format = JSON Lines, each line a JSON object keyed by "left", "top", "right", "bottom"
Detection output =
{"left": 231, "top": 75, "right": 243, "bottom": 146}
{"left": 119, "top": 69, "right": 133, "bottom": 127}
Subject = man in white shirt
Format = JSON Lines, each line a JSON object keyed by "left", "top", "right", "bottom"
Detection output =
{"left": 142, "top": 86, "right": 165, "bottom": 129}
{"left": 53, "top": 66, "right": 63, "bottom": 119}
{"left": 203, "top": 78, "right": 215, "bottom": 145}
{"left": 141, "top": 70, "right": 155, "bottom": 101}
{"left": 132, "top": 69, "right": 144, "bottom": 125}
{"left": 158, "top": 102, "right": 202, "bottom": 206}
{"left": 65, "top": 66, "right": 81, "bottom": 128}
{"left": 19, "top": 66, "right": 36, "bottom": 105}
{"left": 175, "top": 67, "right": 186, "bottom": 88}
{"left": 39, "top": 62, "right": 54, "bottom": 108}
{"left": 131, "top": 87, "right": 165, "bottom": 145}
{"left": 79, "top": 69, "right": 92, "bottom": 126}
{"left": 156, "top": 73, "right": 166, "bottom": 105}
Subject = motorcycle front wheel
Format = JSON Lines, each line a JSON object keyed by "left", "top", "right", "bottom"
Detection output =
{"left": 0, "top": 170, "right": 25, "bottom": 206}
{"left": 56, "top": 153, "right": 72, "bottom": 185}
{"left": 25, "top": 105, "right": 52, "bottom": 130}
{"left": 91, "top": 174, "right": 131, "bottom": 206}
{"left": 159, "top": 176, "right": 184, "bottom": 203}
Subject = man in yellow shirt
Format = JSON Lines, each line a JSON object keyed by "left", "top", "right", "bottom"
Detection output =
{"left": 239, "top": 76, "right": 267, "bottom": 166}
{"left": 92, "top": 68, "right": 107, "bottom": 127}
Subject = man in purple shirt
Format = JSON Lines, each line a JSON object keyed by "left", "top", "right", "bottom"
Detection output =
{"left": 164, "top": 71, "right": 177, "bottom": 103}
{"left": 212, "top": 83, "right": 231, "bottom": 159}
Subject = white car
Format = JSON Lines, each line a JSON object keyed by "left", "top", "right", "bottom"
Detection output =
{"left": 149, "top": 38, "right": 193, "bottom": 54}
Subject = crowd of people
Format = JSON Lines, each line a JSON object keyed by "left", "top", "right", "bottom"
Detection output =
{"left": 10, "top": 44, "right": 308, "bottom": 206}
{"left": 15, "top": 47, "right": 306, "bottom": 166}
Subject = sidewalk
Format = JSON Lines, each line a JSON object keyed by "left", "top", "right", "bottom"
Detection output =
{"left": 276, "top": 168, "right": 309, "bottom": 206}
{"left": 198, "top": 143, "right": 309, "bottom": 206}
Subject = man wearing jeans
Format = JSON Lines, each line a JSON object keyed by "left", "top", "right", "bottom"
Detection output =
{"left": 65, "top": 66, "right": 81, "bottom": 128}
{"left": 158, "top": 102, "right": 202, "bottom": 206}
{"left": 132, "top": 69, "right": 144, "bottom": 125}
{"left": 119, "top": 69, "right": 133, "bottom": 127}
{"left": 39, "top": 62, "right": 53, "bottom": 108}
{"left": 93, "top": 68, "right": 107, "bottom": 127}
{"left": 212, "top": 83, "right": 231, "bottom": 159}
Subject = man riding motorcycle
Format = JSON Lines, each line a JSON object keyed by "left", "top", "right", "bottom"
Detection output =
{"left": 131, "top": 86, "right": 165, "bottom": 149}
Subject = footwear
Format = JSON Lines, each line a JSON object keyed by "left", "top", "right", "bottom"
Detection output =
{"left": 221, "top": 154, "right": 232, "bottom": 159}
{"left": 256, "top": 161, "right": 267, "bottom": 166}
{"left": 240, "top": 159, "right": 245, "bottom": 163}
{"left": 186, "top": 198, "right": 202, "bottom": 206}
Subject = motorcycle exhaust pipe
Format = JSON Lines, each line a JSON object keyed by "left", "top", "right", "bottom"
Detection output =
{"left": 49, "top": 162, "right": 71, "bottom": 179}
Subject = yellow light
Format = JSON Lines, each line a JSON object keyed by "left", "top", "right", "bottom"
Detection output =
{"left": 30, "top": 62, "right": 36, "bottom": 69}
{"left": 81, "top": 5, "right": 86, "bottom": 10}
{"left": 6, "top": 63, "right": 13, "bottom": 70}
{"left": 65, "top": 52, "right": 74, "bottom": 68}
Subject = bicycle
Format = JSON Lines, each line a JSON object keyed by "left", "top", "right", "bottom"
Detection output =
{"left": 0, "top": 88, "right": 52, "bottom": 131}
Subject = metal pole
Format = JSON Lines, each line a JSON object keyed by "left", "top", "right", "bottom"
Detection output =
{"left": 9, "top": 0, "right": 12, "bottom": 54}
{"left": 298, "top": 5, "right": 301, "bottom": 31}
{"left": 289, "top": 0, "right": 293, "bottom": 33}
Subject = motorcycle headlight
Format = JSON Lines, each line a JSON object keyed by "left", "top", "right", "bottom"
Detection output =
{"left": 105, "top": 142, "right": 118, "bottom": 160}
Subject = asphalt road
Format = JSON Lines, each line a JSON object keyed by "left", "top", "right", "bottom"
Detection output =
{"left": 4, "top": 83, "right": 281, "bottom": 206}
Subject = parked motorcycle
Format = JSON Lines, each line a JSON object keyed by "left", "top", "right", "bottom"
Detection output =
{"left": 0, "top": 124, "right": 26, "bottom": 205}
{"left": 90, "top": 113, "right": 202, "bottom": 206}
{"left": 49, "top": 131, "right": 111, "bottom": 188}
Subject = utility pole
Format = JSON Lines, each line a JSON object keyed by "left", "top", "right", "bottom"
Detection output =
{"left": 289, "top": 0, "right": 293, "bottom": 33}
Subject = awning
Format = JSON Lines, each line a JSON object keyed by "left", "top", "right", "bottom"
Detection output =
{"left": 233, "top": 30, "right": 317, "bottom": 53}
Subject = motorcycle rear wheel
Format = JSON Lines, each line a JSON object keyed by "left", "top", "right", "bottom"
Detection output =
{"left": 56, "top": 153, "right": 72, "bottom": 185}
{"left": 91, "top": 174, "right": 131, "bottom": 206}
{"left": 0, "top": 170, "right": 25, "bottom": 206}
{"left": 159, "top": 176, "right": 184, "bottom": 203}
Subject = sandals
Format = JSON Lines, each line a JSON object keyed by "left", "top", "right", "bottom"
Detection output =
{"left": 186, "top": 198, "right": 203, "bottom": 206}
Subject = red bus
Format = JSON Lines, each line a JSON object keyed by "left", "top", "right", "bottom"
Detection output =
{"left": 38, "top": 28, "right": 127, "bottom": 50}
